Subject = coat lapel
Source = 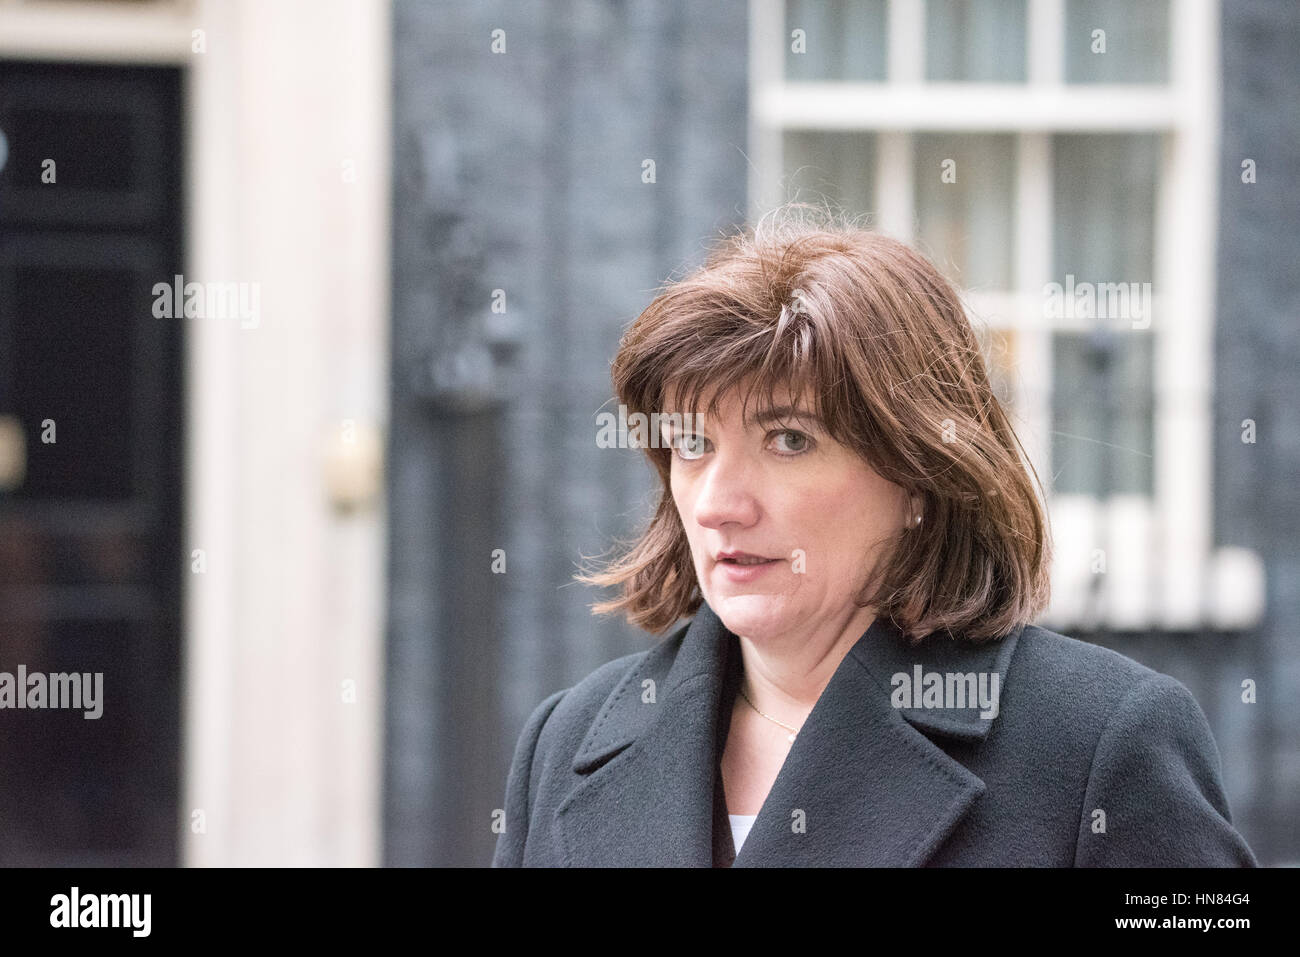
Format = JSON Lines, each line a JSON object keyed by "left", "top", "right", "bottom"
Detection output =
{"left": 733, "top": 613, "right": 1022, "bottom": 866}
{"left": 553, "top": 606, "right": 730, "bottom": 866}
{"left": 555, "top": 601, "right": 1022, "bottom": 867}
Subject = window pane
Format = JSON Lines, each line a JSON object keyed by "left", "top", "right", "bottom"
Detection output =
{"left": 926, "top": 0, "right": 1027, "bottom": 82}
{"left": 915, "top": 133, "right": 1016, "bottom": 290}
{"left": 974, "top": 324, "right": 1020, "bottom": 415}
{"left": 1053, "top": 133, "right": 1160, "bottom": 286}
{"left": 1065, "top": 0, "right": 1169, "bottom": 84}
{"left": 1051, "top": 330, "right": 1154, "bottom": 495}
{"left": 785, "top": 0, "right": 888, "bottom": 81}
{"left": 782, "top": 131, "right": 877, "bottom": 220}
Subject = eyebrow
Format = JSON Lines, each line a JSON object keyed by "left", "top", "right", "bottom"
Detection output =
{"left": 749, "top": 405, "right": 825, "bottom": 428}
{"left": 655, "top": 403, "right": 826, "bottom": 434}
{"left": 659, "top": 404, "right": 825, "bottom": 430}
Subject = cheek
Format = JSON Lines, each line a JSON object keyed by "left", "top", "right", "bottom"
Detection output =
{"left": 669, "top": 470, "right": 689, "bottom": 525}
{"left": 670, "top": 471, "right": 701, "bottom": 544}
{"left": 794, "top": 471, "right": 898, "bottom": 565}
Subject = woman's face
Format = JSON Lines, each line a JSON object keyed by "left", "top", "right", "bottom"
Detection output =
{"left": 666, "top": 382, "right": 911, "bottom": 646}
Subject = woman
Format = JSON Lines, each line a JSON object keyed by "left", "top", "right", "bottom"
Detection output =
{"left": 491, "top": 205, "right": 1258, "bottom": 867}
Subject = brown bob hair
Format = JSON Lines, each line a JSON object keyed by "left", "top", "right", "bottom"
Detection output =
{"left": 577, "top": 203, "right": 1051, "bottom": 644}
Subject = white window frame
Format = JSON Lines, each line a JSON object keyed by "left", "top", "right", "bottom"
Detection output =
{"left": 749, "top": 0, "right": 1263, "bottom": 631}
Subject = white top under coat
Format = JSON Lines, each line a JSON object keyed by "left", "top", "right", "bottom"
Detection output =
{"left": 728, "top": 813, "right": 758, "bottom": 855}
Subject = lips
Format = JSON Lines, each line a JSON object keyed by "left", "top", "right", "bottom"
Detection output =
{"left": 715, "top": 550, "right": 778, "bottom": 565}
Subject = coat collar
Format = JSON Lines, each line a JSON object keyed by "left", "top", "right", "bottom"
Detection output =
{"left": 555, "top": 601, "right": 1023, "bottom": 866}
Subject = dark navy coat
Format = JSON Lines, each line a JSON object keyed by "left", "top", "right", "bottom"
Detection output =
{"left": 491, "top": 600, "right": 1257, "bottom": 867}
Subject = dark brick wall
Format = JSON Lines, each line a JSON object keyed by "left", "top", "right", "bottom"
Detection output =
{"left": 384, "top": 0, "right": 749, "bottom": 866}
{"left": 1209, "top": 0, "right": 1300, "bottom": 864}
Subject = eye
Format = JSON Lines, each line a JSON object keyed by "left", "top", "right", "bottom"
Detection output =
{"left": 770, "top": 429, "right": 813, "bottom": 456}
{"left": 671, "top": 433, "right": 711, "bottom": 461}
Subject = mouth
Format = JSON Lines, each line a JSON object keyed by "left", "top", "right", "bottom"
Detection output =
{"left": 715, "top": 551, "right": 779, "bottom": 566}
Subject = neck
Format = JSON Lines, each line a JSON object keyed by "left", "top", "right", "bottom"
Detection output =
{"left": 736, "top": 604, "right": 878, "bottom": 725}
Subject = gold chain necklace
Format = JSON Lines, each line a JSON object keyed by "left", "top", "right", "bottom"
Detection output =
{"left": 737, "top": 684, "right": 801, "bottom": 743}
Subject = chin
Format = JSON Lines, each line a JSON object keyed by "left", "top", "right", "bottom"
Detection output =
{"left": 706, "top": 591, "right": 798, "bottom": 642}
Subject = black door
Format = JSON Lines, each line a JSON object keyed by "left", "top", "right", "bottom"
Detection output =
{"left": 0, "top": 60, "right": 183, "bottom": 866}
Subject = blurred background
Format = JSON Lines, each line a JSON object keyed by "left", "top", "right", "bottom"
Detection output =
{"left": 0, "top": 0, "right": 1294, "bottom": 867}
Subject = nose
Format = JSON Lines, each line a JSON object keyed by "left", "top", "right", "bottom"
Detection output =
{"left": 691, "top": 447, "right": 761, "bottom": 530}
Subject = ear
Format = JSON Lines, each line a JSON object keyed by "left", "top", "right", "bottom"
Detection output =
{"left": 907, "top": 494, "right": 923, "bottom": 527}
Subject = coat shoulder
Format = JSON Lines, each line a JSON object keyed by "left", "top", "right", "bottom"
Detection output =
{"left": 540, "top": 649, "right": 646, "bottom": 738}
{"left": 492, "top": 630, "right": 681, "bottom": 866}
{"left": 1010, "top": 621, "right": 1168, "bottom": 706}
{"left": 984, "top": 621, "right": 1204, "bottom": 775}
{"left": 1004, "top": 625, "right": 1255, "bottom": 866}
{"left": 530, "top": 620, "right": 690, "bottom": 762}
